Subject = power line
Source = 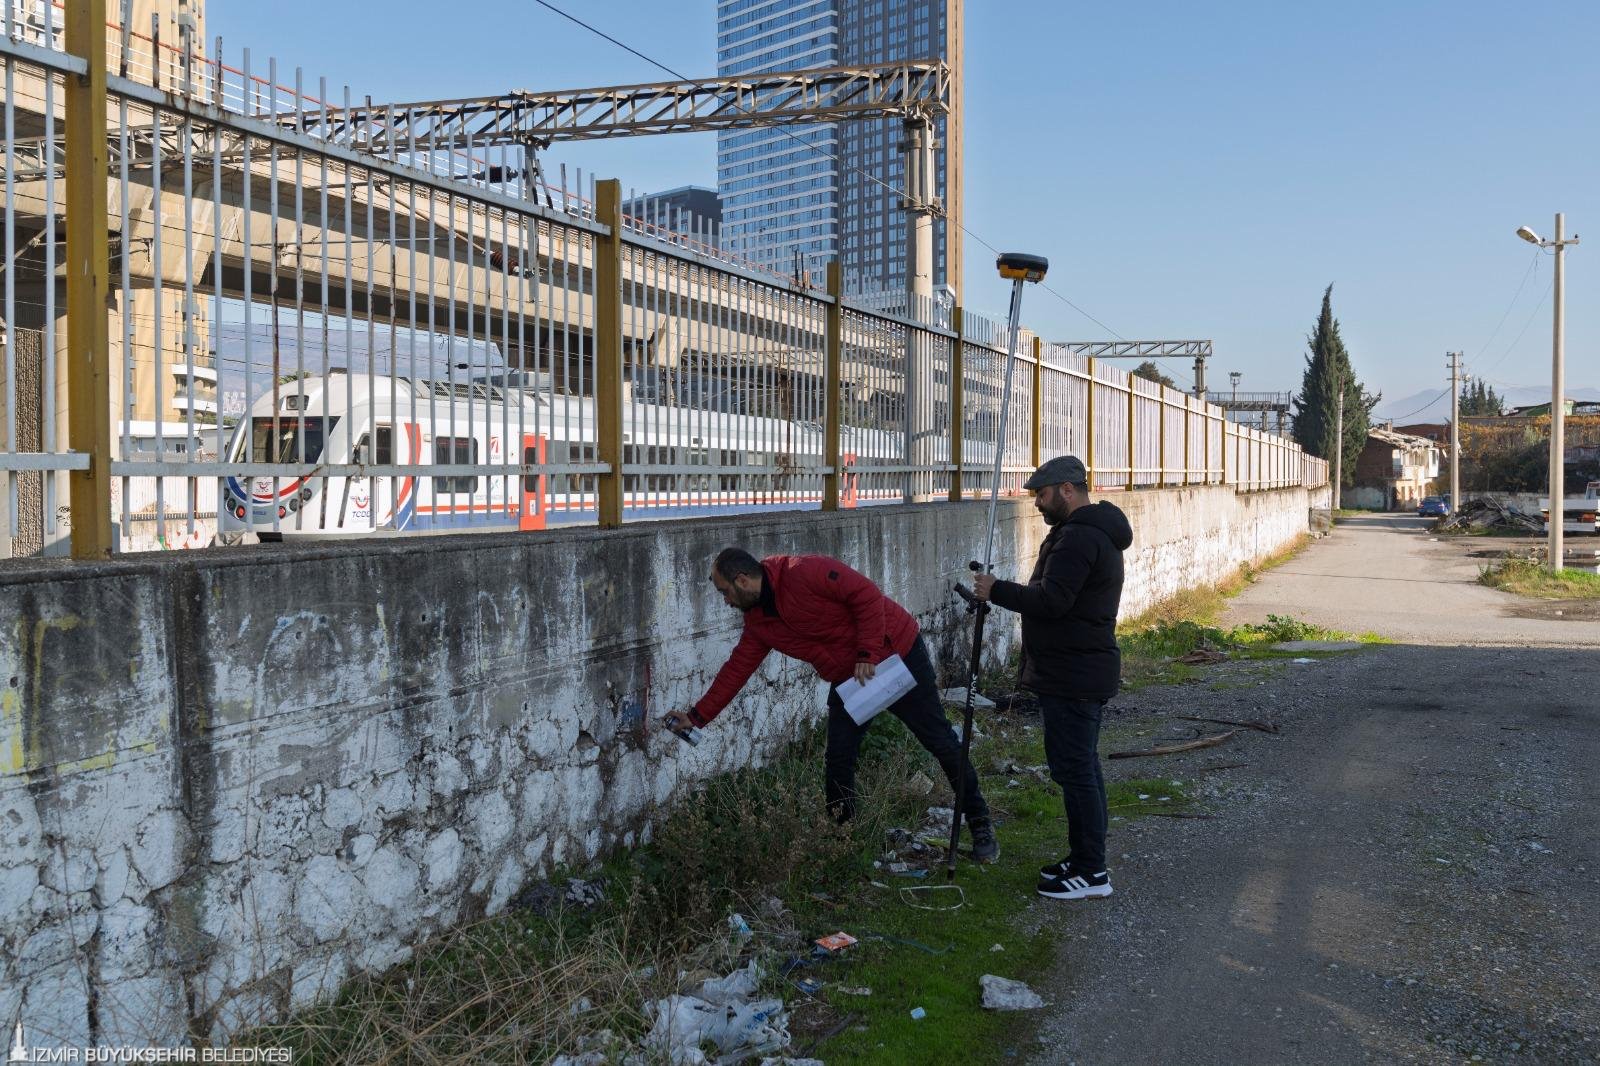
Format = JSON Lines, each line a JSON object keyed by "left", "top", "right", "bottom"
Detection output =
{"left": 527, "top": 0, "right": 1150, "bottom": 370}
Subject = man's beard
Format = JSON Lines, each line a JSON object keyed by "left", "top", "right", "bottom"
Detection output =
{"left": 1040, "top": 501, "right": 1069, "bottom": 526}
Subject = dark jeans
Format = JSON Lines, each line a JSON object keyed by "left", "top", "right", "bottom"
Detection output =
{"left": 824, "top": 635, "right": 990, "bottom": 826}
{"left": 1038, "top": 693, "right": 1108, "bottom": 875}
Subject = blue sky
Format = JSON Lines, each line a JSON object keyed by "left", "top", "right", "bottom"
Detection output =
{"left": 208, "top": 0, "right": 1597, "bottom": 418}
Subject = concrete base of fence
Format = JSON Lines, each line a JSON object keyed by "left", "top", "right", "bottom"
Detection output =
{"left": 0, "top": 485, "right": 1312, "bottom": 1047}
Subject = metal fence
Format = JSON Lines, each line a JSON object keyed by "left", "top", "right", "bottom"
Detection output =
{"left": 0, "top": 5, "right": 1326, "bottom": 558}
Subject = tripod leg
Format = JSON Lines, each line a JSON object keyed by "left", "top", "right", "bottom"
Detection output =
{"left": 946, "top": 603, "right": 987, "bottom": 879}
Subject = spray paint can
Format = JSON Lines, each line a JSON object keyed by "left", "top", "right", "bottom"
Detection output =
{"left": 662, "top": 716, "right": 702, "bottom": 746}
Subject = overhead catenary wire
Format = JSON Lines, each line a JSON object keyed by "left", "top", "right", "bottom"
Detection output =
{"left": 526, "top": 0, "right": 1161, "bottom": 374}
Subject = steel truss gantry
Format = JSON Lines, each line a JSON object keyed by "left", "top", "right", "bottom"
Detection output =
{"left": 1056, "top": 340, "right": 1214, "bottom": 399}
{"left": 290, "top": 60, "right": 951, "bottom": 152}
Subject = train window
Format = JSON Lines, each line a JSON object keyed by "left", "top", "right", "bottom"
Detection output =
{"left": 251, "top": 416, "right": 333, "bottom": 464}
{"left": 523, "top": 445, "right": 539, "bottom": 493}
{"left": 352, "top": 426, "right": 395, "bottom": 467}
{"left": 434, "top": 436, "right": 478, "bottom": 494}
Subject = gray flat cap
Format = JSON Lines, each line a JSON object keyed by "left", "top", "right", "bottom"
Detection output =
{"left": 1023, "top": 455, "right": 1087, "bottom": 490}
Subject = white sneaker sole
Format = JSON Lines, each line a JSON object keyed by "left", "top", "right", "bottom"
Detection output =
{"left": 1037, "top": 882, "right": 1113, "bottom": 900}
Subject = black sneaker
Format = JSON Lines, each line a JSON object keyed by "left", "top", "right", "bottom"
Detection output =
{"left": 1036, "top": 871, "right": 1112, "bottom": 900}
{"left": 969, "top": 819, "right": 1000, "bottom": 864}
{"left": 1039, "top": 856, "right": 1072, "bottom": 880}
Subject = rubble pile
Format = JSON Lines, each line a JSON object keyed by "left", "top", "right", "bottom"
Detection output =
{"left": 1436, "top": 497, "right": 1543, "bottom": 533}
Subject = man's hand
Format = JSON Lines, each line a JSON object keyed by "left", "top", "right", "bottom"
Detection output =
{"left": 664, "top": 709, "right": 697, "bottom": 732}
{"left": 853, "top": 661, "right": 876, "bottom": 684}
{"left": 972, "top": 573, "right": 997, "bottom": 601}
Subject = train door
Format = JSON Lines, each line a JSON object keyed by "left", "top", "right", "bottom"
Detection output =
{"left": 520, "top": 434, "right": 547, "bottom": 531}
{"left": 349, "top": 424, "right": 399, "bottom": 530}
{"left": 841, "top": 452, "right": 858, "bottom": 508}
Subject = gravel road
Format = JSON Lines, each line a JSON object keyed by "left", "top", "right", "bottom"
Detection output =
{"left": 1022, "top": 515, "right": 1599, "bottom": 1065}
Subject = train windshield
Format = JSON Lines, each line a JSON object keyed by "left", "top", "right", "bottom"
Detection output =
{"left": 250, "top": 417, "right": 336, "bottom": 463}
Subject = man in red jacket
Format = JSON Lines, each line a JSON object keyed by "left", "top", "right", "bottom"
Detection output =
{"left": 667, "top": 547, "right": 998, "bottom": 862}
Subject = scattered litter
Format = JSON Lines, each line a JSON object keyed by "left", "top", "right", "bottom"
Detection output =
{"left": 1137, "top": 793, "right": 1150, "bottom": 801}
{"left": 792, "top": 977, "right": 824, "bottom": 996}
{"left": 906, "top": 771, "right": 936, "bottom": 796}
{"left": 1434, "top": 857, "right": 1451, "bottom": 865}
{"left": 980, "top": 974, "right": 1046, "bottom": 1011}
{"left": 836, "top": 986, "right": 872, "bottom": 997}
{"left": 891, "top": 867, "right": 929, "bottom": 879}
{"left": 815, "top": 932, "right": 858, "bottom": 952}
{"left": 564, "top": 877, "right": 606, "bottom": 908}
{"left": 1528, "top": 841, "right": 1551, "bottom": 853}
{"left": 1174, "top": 647, "right": 1228, "bottom": 665}
{"left": 697, "top": 961, "right": 763, "bottom": 1006}
{"left": 989, "top": 943, "right": 1005, "bottom": 952}
{"left": 909, "top": 1006, "right": 927, "bottom": 1020}
{"left": 869, "top": 880, "right": 890, "bottom": 889}
{"left": 644, "top": 992, "right": 788, "bottom": 1061}
{"left": 886, "top": 827, "right": 915, "bottom": 849}
{"left": 728, "top": 913, "right": 753, "bottom": 941}
{"left": 940, "top": 687, "right": 997, "bottom": 710}
{"left": 1291, "top": 657, "right": 1316, "bottom": 664}
{"left": 760, "top": 1059, "right": 824, "bottom": 1066}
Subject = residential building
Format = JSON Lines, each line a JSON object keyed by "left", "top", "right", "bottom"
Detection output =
{"left": 715, "top": 0, "right": 962, "bottom": 300}
{"left": 623, "top": 186, "right": 723, "bottom": 248}
{"left": 1350, "top": 427, "right": 1442, "bottom": 510}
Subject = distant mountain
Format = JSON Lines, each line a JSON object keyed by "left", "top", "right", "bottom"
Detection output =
{"left": 1373, "top": 385, "right": 1600, "bottom": 422}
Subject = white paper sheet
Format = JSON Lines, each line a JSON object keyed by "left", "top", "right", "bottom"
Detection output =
{"left": 835, "top": 653, "right": 917, "bottom": 726}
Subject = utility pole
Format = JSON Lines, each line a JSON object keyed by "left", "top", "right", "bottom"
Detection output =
{"left": 1549, "top": 215, "right": 1572, "bottom": 571}
{"left": 1516, "top": 214, "right": 1579, "bottom": 571}
{"left": 1447, "top": 351, "right": 1463, "bottom": 512}
{"left": 1333, "top": 385, "right": 1344, "bottom": 511}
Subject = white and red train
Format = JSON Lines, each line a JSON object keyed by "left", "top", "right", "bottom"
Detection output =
{"left": 217, "top": 370, "right": 967, "bottom": 540}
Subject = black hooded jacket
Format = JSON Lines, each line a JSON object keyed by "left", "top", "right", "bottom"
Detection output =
{"left": 989, "top": 500, "right": 1133, "bottom": 700}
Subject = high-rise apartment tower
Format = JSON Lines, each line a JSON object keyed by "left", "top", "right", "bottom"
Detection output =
{"left": 715, "top": 0, "right": 962, "bottom": 302}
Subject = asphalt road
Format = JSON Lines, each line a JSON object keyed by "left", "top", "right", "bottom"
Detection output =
{"left": 1023, "top": 515, "right": 1599, "bottom": 1065}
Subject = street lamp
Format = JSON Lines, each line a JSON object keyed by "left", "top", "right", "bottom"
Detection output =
{"left": 1515, "top": 215, "right": 1580, "bottom": 571}
{"left": 1229, "top": 371, "right": 1241, "bottom": 404}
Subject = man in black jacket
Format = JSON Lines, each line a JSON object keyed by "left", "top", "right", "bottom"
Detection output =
{"left": 973, "top": 454, "right": 1132, "bottom": 900}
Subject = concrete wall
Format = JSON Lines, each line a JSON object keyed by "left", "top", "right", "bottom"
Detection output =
{"left": 0, "top": 485, "right": 1312, "bottom": 1047}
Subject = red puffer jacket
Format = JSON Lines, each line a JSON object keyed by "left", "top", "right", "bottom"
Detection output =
{"left": 689, "top": 554, "right": 920, "bottom": 725}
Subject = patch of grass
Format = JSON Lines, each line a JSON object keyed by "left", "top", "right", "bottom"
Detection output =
{"left": 799, "top": 719, "right": 1189, "bottom": 1064}
{"left": 1478, "top": 555, "right": 1600, "bottom": 600}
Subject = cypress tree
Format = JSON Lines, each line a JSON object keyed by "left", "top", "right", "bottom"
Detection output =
{"left": 1292, "top": 285, "right": 1377, "bottom": 487}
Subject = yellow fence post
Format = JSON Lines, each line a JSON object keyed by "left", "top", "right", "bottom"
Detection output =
{"left": 1085, "top": 357, "right": 1096, "bottom": 490}
{"left": 823, "top": 261, "right": 843, "bottom": 511}
{"left": 66, "top": 0, "right": 112, "bottom": 559}
{"left": 594, "top": 179, "right": 624, "bottom": 528}
{"left": 1030, "top": 336, "right": 1043, "bottom": 471}
{"left": 947, "top": 304, "right": 963, "bottom": 502}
